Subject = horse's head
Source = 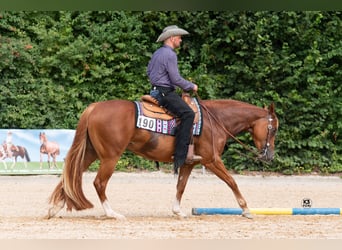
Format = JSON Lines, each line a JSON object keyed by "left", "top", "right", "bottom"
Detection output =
{"left": 250, "top": 103, "right": 279, "bottom": 161}
{"left": 39, "top": 132, "right": 46, "bottom": 144}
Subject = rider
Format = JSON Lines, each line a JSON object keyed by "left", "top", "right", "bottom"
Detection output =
{"left": 6, "top": 131, "right": 18, "bottom": 158}
{"left": 147, "top": 25, "right": 202, "bottom": 172}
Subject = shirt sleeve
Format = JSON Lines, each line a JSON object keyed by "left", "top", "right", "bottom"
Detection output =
{"left": 166, "top": 51, "right": 194, "bottom": 91}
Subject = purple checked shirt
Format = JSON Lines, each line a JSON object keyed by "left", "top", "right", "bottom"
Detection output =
{"left": 147, "top": 45, "right": 195, "bottom": 91}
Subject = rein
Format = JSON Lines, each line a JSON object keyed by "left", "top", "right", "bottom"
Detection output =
{"left": 194, "top": 92, "right": 272, "bottom": 164}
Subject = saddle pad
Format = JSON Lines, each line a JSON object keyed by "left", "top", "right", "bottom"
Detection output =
{"left": 134, "top": 98, "right": 203, "bottom": 136}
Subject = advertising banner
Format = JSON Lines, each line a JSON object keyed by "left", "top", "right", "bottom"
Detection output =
{"left": 0, "top": 129, "right": 75, "bottom": 175}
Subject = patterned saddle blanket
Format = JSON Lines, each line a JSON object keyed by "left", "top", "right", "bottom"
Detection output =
{"left": 134, "top": 94, "right": 203, "bottom": 136}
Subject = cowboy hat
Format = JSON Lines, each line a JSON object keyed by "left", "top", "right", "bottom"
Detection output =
{"left": 156, "top": 25, "right": 189, "bottom": 42}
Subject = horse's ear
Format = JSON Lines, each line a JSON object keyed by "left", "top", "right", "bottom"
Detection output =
{"left": 268, "top": 102, "right": 275, "bottom": 115}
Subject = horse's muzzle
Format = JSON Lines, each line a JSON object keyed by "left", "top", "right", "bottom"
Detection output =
{"left": 258, "top": 149, "right": 274, "bottom": 162}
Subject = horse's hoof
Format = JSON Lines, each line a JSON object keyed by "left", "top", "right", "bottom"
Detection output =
{"left": 110, "top": 215, "right": 126, "bottom": 221}
{"left": 46, "top": 202, "right": 64, "bottom": 219}
{"left": 106, "top": 211, "right": 126, "bottom": 220}
{"left": 45, "top": 214, "right": 53, "bottom": 220}
{"left": 174, "top": 212, "right": 187, "bottom": 218}
{"left": 172, "top": 210, "right": 187, "bottom": 218}
{"left": 114, "top": 214, "right": 127, "bottom": 221}
{"left": 46, "top": 207, "right": 58, "bottom": 219}
{"left": 242, "top": 211, "right": 253, "bottom": 219}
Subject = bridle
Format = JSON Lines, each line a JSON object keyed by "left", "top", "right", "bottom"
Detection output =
{"left": 258, "top": 116, "right": 276, "bottom": 160}
{"left": 199, "top": 99, "right": 276, "bottom": 163}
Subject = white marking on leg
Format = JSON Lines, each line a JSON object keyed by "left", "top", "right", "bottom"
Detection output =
{"left": 202, "top": 165, "right": 206, "bottom": 174}
{"left": 242, "top": 208, "right": 253, "bottom": 219}
{"left": 47, "top": 201, "right": 65, "bottom": 219}
{"left": 102, "top": 200, "right": 126, "bottom": 220}
{"left": 172, "top": 198, "right": 187, "bottom": 218}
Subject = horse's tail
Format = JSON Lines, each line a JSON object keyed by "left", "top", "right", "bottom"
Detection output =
{"left": 49, "top": 103, "right": 97, "bottom": 212}
{"left": 24, "top": 147, "right": 30, "bottom": 162}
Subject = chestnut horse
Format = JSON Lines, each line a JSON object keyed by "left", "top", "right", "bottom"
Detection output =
{"left": 39, "top": 132, "right": 60, "bottom": 169}
{"left": 0, "top": 143, "right": 31, "bottom": 169}
{"left": 48, "top": 98, "right": 278, "bottom": 219}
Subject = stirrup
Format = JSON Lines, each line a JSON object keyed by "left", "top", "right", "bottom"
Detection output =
{"left": 185, "top": 143, "right": 201, "bottom": 164}
{"left": 185, "top": 154, "right": 202, "bottom": 164}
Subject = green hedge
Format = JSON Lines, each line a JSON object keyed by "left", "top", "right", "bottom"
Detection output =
{"left": 0, "top": 11, "right": 341, "bottom": 173}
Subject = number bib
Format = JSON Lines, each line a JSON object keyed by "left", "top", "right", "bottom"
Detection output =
{"left": 134, "top": 101, "right": 202, "bottom": 136}
{"left": 137, "top": 116, "right": 156, "bottom": 131}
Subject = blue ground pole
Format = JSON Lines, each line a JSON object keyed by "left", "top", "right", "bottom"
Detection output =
{"left": 192, "top": 208, "right": 342, "bottom": 215}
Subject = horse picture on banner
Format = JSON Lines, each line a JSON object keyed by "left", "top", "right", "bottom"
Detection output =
{"left": 0, "top": 143, "right": 31, "bottom": 169}
{"left": 48, "top": 96, "right": 279, "bottom": 220}
{"left": 39, "top": 132, "right": 60, "bottom": 169}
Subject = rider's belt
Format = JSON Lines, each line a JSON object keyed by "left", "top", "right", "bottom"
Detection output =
{"left": 152, "top": 85, "right": 175, "bottom": 95}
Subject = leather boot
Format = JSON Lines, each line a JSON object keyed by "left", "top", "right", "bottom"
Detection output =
{"left": 185, "top": 144, "right": 202, "bottom": 164}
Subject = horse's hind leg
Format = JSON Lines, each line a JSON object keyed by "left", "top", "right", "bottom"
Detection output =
{"left": 93, "top": 157, "right": 126, "bottom": 220}
{"left": 205, "top": 160, "right": 252, "bottom": 219}
{"left": 10, "top": 158, "right": 16, "bottom": 169}
{"left": 2, "top": 161, "right": 7, "bottom": 169}
{"left": 173, "top": 165, "right": 194, "bottom": 217}
{"left": 52, "top": 155, "right": 58, "bottom": 168}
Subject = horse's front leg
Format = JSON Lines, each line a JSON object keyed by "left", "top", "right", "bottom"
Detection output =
{"left": 10, "top": 158, "right": 16, "bottom": 169}
{"left": 205, "top": 160, "right": 252, "bottom": 219}
{"left": 2, "top": 160, "right": 7, "bottom": 170}
{"left": 40, "top": 153, "right": 43, "bottom": 169}
{"left": 47, "top": 153, "right": 51, "bottom": 169}
{"left": 172, "top": 164, "right": 194, "bottom": 218}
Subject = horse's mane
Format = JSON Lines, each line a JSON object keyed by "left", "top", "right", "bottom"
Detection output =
{"left": 200, "top": 99, "right": 269, "bottom": 126}
{"left": 201, "top": 99, "right": 264, "bottom": 112}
